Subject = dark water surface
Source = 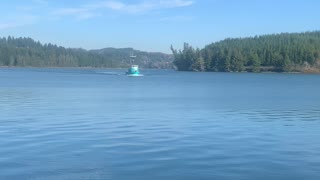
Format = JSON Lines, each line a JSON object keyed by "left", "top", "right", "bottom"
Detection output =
{"left": 1, "top": 68, "right": 320, "bottom": 180}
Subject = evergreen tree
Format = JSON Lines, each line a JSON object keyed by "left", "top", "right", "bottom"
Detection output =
{"left": 0, "top": 36, "right": 173, "bottom": 68}
{"left": 172, "top": 31, "right": 320, "bottom": 73}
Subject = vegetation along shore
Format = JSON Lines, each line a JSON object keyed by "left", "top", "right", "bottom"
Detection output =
{"left": 0, "top": 37, "right": 173, "bottom": 69}
{"left": 171, "top": 31, "right": 320, "bottom": 73}
{"left": 1, "top": 31, "right": 320, "bottom": 73}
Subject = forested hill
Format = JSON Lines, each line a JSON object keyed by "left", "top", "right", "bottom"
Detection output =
{"left": 171, "top": 31, "right": 320, "bottom": 73}
{"left": 91, "top": 48, "right": 173, "bottom": 69}
{"left": 0, "top": 36, "right": 173, "bottom": 68}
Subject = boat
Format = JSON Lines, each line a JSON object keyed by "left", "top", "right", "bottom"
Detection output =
{"left": 126, "top": 55, "right": 143, "bottom": 76}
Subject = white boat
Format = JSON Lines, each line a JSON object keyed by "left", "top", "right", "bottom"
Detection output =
{"left": 126, "top": 55, "right": 143, "bottom": 76}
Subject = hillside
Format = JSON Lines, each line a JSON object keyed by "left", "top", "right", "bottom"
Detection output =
{"left": 91, "top": 48, "right": 173, "bottom": 69}
{"left": 171, "top": 31, "right": 320, "bottom": 73}
{"left": 0, "top": 36, "right": 173, "bottom": 68}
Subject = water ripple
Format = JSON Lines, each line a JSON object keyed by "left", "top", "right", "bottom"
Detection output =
{"left": 1, "top": 69, "right": 320, "bottom": 179}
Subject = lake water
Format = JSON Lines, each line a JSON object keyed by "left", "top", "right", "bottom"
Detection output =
{"left": 1, "top": 68, "right": 320, "bottom": 180}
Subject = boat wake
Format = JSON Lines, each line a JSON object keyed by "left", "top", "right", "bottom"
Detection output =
{"left": 126, "top": 74, "right": 144, "bottom": 77}
{"left": 96, "top": 72, "right": 122, "bottom": 76}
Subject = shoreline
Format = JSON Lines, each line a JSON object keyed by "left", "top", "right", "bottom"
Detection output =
{"left": 0, "top": 66, "right": 127, "bottom": 70}
{"left": 2, "top": 66, "right": 320, "bottom": 74}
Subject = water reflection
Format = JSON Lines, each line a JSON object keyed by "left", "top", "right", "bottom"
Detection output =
{"left": 0, "top": 68, "right": 320, "bottom": 180}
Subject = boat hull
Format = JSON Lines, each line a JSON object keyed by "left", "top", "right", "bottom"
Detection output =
{"left": 126, "top": 64, "right": 142, "bottom": 76}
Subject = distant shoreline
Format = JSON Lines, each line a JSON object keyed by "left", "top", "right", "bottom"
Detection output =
{"left": 2, "top": 66, "right": 320, "bottom": 74}
{"left": 0, "top": 66, "right": 126, "bottom": 69}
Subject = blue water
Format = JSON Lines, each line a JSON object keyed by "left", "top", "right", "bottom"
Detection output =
{"left": 1, "top": 68, "right": 320, "bottom": 180}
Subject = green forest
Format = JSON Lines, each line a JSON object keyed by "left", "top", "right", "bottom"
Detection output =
{"left": 171, "top": 31, "right": 320, "bottom": 73}
{"left": 0, "top": 36, "right": 173, "bottom": 68}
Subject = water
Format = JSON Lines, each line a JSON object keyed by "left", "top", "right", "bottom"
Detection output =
{"left": 1, "top": 68, "right": 320, "bottom": 180}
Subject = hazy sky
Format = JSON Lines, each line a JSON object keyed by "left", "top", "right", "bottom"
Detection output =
{"left": 0, "top": 0, "right": 319, "bottom": 53}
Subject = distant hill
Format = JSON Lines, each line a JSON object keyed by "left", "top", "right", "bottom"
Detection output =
{"left": 0, "top": 36, "right": 173, "bottom": 68}
{"left": 90, "top": 48, "right": 173, "bottom": 69}
{"left": 171, "top": 31, "right": 320, "bottom": 73}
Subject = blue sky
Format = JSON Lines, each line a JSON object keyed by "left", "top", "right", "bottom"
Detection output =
{"left": 0, "top": 0, "right": 319, "bottom": 53}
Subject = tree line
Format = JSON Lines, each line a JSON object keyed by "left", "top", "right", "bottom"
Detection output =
{"left": 171, "top": 31, "right": 320, "bottom": 72}
{"left": 0, "top": 36, "right": 173, "bottom": 68}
